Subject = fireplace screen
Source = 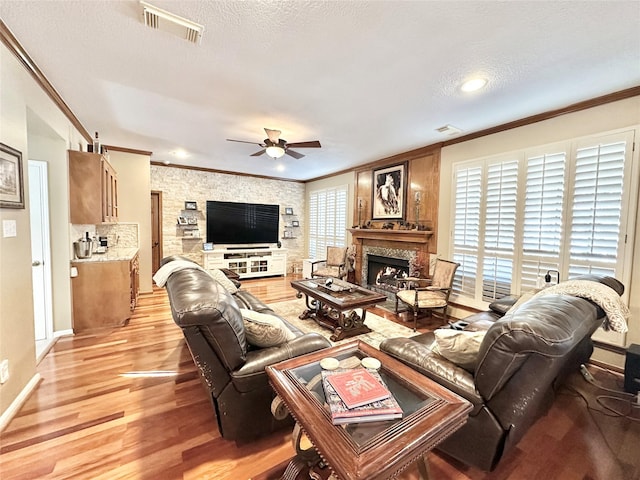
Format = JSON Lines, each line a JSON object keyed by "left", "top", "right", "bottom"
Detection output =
{"left": 367, "top": 254, "right": 410, "bottom": 289}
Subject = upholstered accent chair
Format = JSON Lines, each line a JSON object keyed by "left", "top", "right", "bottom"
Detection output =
{"left": 396, "top": 258, "right": 460, "bottom": 330}
{"left": 311, "top": 246, "right": 348, "bottom": 280}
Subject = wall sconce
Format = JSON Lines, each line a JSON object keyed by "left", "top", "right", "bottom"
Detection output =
{"left": 357, "top": 197, "right": 365, "bottom": 227}
{"left": 414, "top": 191, "right": 422, "bottom": 226}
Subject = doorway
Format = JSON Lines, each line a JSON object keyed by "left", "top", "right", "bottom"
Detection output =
{"left": 29, "top": 160, "right": 54, "bottom": 361}
{"left": 151, "top": 191, "right": 163, "bottom": 274}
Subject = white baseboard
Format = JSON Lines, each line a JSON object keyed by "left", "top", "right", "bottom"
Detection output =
{"left": 0, "top": 373, "right": 42, "bottom": 432}
{"left": 54, "top": 329, "right": 73, "bottom": 338}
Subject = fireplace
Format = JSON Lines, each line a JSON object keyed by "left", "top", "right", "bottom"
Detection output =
{"left": 367, "top": 255, "right": 410, "bottom": 290}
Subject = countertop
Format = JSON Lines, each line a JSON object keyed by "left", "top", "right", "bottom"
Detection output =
{"left": 71, "top": 247, "right": 138, "bottom": 263}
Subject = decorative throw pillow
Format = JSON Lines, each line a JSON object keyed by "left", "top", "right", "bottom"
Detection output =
{"left": 208, "top": 269, "right": 238, "bottom": 294}
{"left": 240, "top": 308, "right": 296, "bottom": 348}
{"left": 430, "top": 328, "right": 486, "bottom": 373}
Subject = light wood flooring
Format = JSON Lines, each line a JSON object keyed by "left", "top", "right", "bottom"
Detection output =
{"left": 0, "top": 275, "right": 638, "bottom": 479}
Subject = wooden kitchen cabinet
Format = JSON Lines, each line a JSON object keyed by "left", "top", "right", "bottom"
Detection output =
{"left": 130, "top": 253, "right": 139, "bottom": 311}
{"left": 72, "top": 260, "right": 130, "bottom": 332}
{"left": 102, "top": 159, "right": 118, "bottom": 222}
{"left": 69, "top": 150, "right": 119, "bottom": 224}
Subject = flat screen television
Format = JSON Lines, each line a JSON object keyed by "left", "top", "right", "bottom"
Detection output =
{"left": 206, "top": 200, "right": 279, "bottom": 246}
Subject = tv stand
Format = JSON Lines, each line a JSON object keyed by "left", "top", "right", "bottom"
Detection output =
{"left": 202, "top": 247, "right": 287, "bottom": 279}
{"left": 226, "top": 245, "right": 270, "bottom": 250}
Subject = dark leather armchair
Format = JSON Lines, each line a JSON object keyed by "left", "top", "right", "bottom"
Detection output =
{"left": 381, "top": 275, "right": 624, "bottom": 471}
{"left": 160, "top": 256, "right": 331, "bottom": 442}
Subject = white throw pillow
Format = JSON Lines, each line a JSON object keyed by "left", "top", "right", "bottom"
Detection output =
{"left": 240, "top": 308, "right": 296, "bottom": 348}
{"left": 208, "top": 269, "right": 238, "bottom": 293}
{"left": 431, "top": 328, "right": 486, "bottom": 372}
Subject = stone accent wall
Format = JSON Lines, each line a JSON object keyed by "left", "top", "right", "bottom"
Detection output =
{"left": 150, "top": 165, "right": 305, "bottom": 271}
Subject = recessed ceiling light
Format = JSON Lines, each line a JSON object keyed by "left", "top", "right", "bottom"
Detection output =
{"left": 461, "top": 78, "right": 487, "bottom": 92}
{"left": 172, "top": 149, "right": 189, "bottom": 159}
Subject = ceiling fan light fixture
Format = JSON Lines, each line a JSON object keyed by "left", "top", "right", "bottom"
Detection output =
{"left": 265, "top": 145, "right": 285, "bottom": 159}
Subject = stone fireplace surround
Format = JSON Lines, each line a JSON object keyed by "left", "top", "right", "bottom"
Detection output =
{"left": 349, "top": 228, "right": 432, "bottom": 288}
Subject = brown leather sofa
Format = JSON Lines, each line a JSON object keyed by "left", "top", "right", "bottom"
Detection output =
{"left": 380, "top": 275, "right": 624, "bottom": 471}
{"left": 160, "top": 256, "right": 331, "bottom": 442}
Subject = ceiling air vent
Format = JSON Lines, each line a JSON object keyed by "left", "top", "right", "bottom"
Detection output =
{"left": 435, "top": 124, "right": 463, "bottom": 136}
{"left": 140, "top": 1, "right": 204, "bottom": 44}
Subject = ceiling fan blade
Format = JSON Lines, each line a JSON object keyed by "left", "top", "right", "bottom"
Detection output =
{"left": 250, "top": 149, "right": 266, "bottom": 157}
{"left": 264, "top": 128, "right": 281, "bottom": 143}
{"left": 285, "top": 149, "right": 305, "bottom": 159}
{"left": 286, "top": 140, "right": 321, "bottom": 149}
{"left": 227, "top": 138, "right": 263, "bottom": 146}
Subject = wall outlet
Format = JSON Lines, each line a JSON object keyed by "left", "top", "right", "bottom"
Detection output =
{"left": 0, "top": 359, "right": 9, "bottom": 384}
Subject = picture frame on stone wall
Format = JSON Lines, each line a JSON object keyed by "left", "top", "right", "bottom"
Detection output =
{"left": 185, "top": 201, "right": 197, "bottom": 210}
{"left": 372, "top": 162, "right": 407, "bottom": 220}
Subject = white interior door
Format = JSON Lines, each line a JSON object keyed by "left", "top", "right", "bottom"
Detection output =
{"left": 29, "top": 161, "right": 53, "bottom": 358}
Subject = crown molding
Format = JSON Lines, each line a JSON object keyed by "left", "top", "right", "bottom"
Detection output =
{"left": 0, "top": 20, "right": 92, "bottom": 143}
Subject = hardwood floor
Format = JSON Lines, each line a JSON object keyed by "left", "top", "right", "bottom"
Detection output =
{"left": 1, "top": 275, "right": 637, "bottom": 479}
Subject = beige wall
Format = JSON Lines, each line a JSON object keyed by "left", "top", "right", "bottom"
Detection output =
{"left": 150, "top": 165, "right": 305, "bottom": 273}
{"left": 1, "top": 43, "right": 85, "bottom": 417}
{"left": 109, "top": 151, "right": 152, "bottom": 293}
{"left": 438, "top": 96, "right": 640, "bottom": 368}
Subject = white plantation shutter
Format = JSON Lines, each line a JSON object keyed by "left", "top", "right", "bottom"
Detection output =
{"left": 452, "top": 165, "right": 482, "bottom": 296}
{"left": 308, "top": 185, "right": 348, "bottom": 259}
{"left": 450, "top": 129, "right": 635, "bottom": 321}
{"left": 482, "top": 160, "right": 518, "bottom": 301}
{"left": 520, "top": 151, "right": 566, "bottom": 290}
{"left": 567, "top": 136, "right": 628, "bottom": 277}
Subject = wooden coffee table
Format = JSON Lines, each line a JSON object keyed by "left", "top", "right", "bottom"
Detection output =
{"left": 265, "top": 340, "right": 472, "bottom": 480}
{"left": 290, "top": 278, "right": 387, "bottom": 341}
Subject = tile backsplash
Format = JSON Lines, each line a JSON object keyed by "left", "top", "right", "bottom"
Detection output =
{"left": 70, "top": 223, "right": 139, "bottom": 248}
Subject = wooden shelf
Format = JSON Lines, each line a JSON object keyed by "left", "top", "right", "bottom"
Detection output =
{"left": 348, "top": 228, "right": 433, "bottom": 244}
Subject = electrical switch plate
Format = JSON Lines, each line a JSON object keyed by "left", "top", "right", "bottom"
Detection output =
{"left": 0, "top": 359, "right": 9, "bottom": 384}
{"left": 3, "top": 219, "right": 17, "bottom": 238}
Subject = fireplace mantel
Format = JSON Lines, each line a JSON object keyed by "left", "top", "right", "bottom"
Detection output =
{"left": 349, "top": 228, "right": 432, "bottom": 244}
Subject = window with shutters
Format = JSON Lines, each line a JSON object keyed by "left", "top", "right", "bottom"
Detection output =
{"left": 308, "top": 185, "right": 348, "bottom": 259}
{"left": 451, "top": 129, "right": 636, "bottom": 306}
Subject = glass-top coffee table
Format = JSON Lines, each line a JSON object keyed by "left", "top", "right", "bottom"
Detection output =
{"left": 265, "top": 340, "right": 472, "bottom": 480}
{"left": 290, "top": 278, "right": 387, "bottom": 341}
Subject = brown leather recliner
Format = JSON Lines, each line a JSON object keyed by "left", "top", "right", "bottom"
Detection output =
{"left": 160, "top": 256, "right": 331, "bottom": 442}
{"left": 380, "top": 275, "right": 624, "bottom": 471}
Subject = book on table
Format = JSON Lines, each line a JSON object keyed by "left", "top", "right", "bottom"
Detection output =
{"left": 322, "top": 368, "right": 403, "bottom": 425}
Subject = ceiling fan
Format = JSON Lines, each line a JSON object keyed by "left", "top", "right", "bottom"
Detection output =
{"left": 227, "top": 128, "right": 321, "bottom": 159}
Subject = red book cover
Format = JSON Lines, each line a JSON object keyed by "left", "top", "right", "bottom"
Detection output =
{"left": 325, "top": 368, "right": 391, "bottom": 409}
{"left": 322, "top": 369, "right": 402, "bottom": 425}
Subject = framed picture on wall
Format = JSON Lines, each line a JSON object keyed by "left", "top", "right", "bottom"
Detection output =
{"left": 371, "top": 162, "right": 407, "bottom": 220}
{"left": 284, "top": 207, "right": 294, "bottom": 215}
{"left": 185, "top": 201, "right": 197, "bottom": 210}
{"left": 0, "top": 143, "right": 24, "bottom": 209}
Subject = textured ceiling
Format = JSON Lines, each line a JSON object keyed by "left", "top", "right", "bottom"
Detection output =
{"left": 1, "top": 1, "right": 639, "bottom": 180}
